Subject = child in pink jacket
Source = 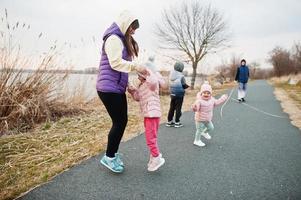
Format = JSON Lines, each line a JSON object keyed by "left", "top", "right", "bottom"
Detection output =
{"left": 192, "top": 81, "right": 228, "bottom": 147}
{"left": 128, "top": 57, "right": 166, "bottom": 171}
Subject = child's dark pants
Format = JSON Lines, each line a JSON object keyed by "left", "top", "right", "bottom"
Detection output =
{"left": 167, "top": 95, "right": 184, "bottom": 123}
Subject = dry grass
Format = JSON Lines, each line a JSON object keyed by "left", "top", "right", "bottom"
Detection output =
{"left": 0, "top": 10, "right": 88, "bottom": 134}
{"left": 0, "top": 63, "right": 87, "bottom": 133}
{"left": 273, "top": 88, "right": 301, "bottom": 129}
{"left": 269, "top": 74, "right": 301, "bottom": 130}
{"left": 0, "top": 82, "right": 234, "bottom": 200}
{"left": 270, "top": 74, "right": 301, "bottom": 107}
{"left": 270, "top": 73, "right": 301, "bottom": 87}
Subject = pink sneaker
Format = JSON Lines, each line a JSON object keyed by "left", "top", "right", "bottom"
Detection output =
{"left": 147, "top": 154, "right": 162, "bottom": 168}
{"left": 147, "top": 154, "right": 165, "bottom": 172}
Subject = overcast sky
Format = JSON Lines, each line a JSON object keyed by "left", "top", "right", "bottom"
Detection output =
{"left": 0, "top": 0, "right": 300, "bottom": 72}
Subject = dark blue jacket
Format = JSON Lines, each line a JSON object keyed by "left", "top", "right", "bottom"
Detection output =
{"left": 235, "top": 65, "right": 249, "bottom": 83}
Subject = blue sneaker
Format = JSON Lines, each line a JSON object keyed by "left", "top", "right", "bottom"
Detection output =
{"left": 115, "top": 153, "right": 124, "bottom": 167}
{"left": 100, "top": 155, "right": 124, "bottom": 173}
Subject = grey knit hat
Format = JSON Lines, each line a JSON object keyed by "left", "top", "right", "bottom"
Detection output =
{"left": 138, "top": 56, "right": 157, "bottom": 78}
{"left": 145, "top": 56, "right": 157, "bottom": 72}
{"left": 174, "top": 61, "right": 184, "bottom": 72}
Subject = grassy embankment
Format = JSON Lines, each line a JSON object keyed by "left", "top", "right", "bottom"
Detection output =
{"left": 270, "top": 74, "right": 301, "bottom": 129}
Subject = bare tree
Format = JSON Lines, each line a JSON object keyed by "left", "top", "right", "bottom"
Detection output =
{"left": 292, "top": 42, "right": 301, "bottom": 72}
{"left": 229, "top": 54, "right": 240, "bottom": 80}
{"left": 156, "top": 1, "right": 229, "bottom": 89}
{"left": 216, "top": 63, "right": 229, "bottom": 80}
{"left": 269, "top": 46, "right": 295, "bottom": 76}
{"left": 249, "top": 61, "right": 260, "bottom": 78}
{"left": 215, "top": 54, "right": 242, "bottom": 81}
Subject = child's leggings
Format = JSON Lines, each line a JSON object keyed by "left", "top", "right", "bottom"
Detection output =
{"left": 195, "top": 121, "right": 214, "bottom": 141}
{"left": 144, "top": 117, "right": 160, "bottom": 157}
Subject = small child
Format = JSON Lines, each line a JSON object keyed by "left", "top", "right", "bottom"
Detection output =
{"left": 192, "top": 81, "right": 228, "bottom": 147}
{"left": 128, "top": 56, "right": 166, "bottom": 171}
{"left": 166, "top": 61, "right": 189, "bottom": 128}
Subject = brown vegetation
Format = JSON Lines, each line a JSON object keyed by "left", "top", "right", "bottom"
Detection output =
{"left": 268, "top": 42, "right": 301, "bottom": 77}
{"left": 270, "top": 74, "right": 301, "bottom": 130}
{"left": 0, "top": 10, "right": 86, "bottom": 134}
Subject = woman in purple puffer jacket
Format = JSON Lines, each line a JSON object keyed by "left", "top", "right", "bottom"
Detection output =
{"left": 96, "top": 10, "right": 147, "bottom": 173}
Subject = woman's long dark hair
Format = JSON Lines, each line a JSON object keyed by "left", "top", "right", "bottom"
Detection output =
{"left": 125, "top": 20, "right": 139, "bottom": 58}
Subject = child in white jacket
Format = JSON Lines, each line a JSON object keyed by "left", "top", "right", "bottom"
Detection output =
{"left": 192, "top": 81, "right": 228, "bottom": 147}
{"left": 128, "top": 56, "right": 166, "bottom": 171}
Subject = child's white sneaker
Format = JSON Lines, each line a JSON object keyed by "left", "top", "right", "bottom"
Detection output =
{"left": 201, "top": 132, "right": 211, "bottom": 140}
{"left": 193, "top": 140, "right": 205, "bottom": 147}
{"left": 148, "top": 155, "right": 165, "bottom": 172}
{"left": 147, "top": 153, "right": 162, "bottom": 168}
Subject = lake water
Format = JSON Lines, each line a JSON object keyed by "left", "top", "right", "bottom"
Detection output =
{"left": 61, "top": 73, "right": 206, "bottom": 100}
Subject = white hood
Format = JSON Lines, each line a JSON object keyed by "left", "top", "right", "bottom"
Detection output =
{"left": 116, "top": 10, "right": 138, "bottom": 35}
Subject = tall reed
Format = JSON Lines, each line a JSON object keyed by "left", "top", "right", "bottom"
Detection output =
{"left": 0, "top": 9, "right": 83, "bottom": 134}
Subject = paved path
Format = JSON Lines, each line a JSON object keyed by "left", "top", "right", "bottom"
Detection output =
{"left": 18, "top": 81, "right": 301, "bottom": 200}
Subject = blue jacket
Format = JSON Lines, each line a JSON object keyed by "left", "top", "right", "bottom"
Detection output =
{"left": 169, "top": 70, "right": 186, "bottom": 97}
{"left": 235, "top": 65, "right": 249, "bottom": 83}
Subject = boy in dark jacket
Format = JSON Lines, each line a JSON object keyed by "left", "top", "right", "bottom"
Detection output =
{"left": 235, "top": 59, "right": 249, "bottom": 102}
{"left": 166, "top": 62, "right": 189, "bottom": 128}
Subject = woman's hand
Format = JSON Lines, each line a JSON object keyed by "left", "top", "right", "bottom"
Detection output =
{"left": 127, "top": 85, "right": 136, "bottom": 94}
{"left": 135, "top": 65, "right": 148, "bottom": 75}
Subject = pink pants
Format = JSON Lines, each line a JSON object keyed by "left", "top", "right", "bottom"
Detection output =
{"left": 144, "top": 117, "right": 160, "bottom": 157}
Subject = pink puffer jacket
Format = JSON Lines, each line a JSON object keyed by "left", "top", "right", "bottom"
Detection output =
{"left": 128, "top": 70, "right": 166, "bottom": 118}
{"left": 192, "top": 92, "right": 228, "bottom": 122}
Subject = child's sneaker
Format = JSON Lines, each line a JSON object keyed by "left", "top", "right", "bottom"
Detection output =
{"left": 166, "top": 121, "right": 175, "bottom": 127}
{"left": 115, "top": 153, "right": 124, "bottom": 167}
{"left": 148, "top": 155, "right": 165, "bottom": 172}
{"left": 201, "top": 132, "right": 211, "bottom": 140}
{"left": 174, "top": 122, "right": 183, "bottom": 128}
{"left": 147, "top": 154, "right": 162, "bottom": 167}
{"left": 100, "top": 155, "right": 124, "bottom": 173}
{"left": 193, "top": 140, "right": 205, "bottom": 147}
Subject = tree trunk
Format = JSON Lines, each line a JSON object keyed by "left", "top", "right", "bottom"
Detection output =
{"left": 190, "top": 62, "right": 197, "bottom": 90}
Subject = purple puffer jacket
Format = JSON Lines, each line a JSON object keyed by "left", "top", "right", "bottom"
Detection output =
{"left": 96, "top": 22, "right": 131, "bottom": 94}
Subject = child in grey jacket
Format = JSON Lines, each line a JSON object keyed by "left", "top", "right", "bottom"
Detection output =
{"left": 166, "top": 61, "right": 189, "bottom": 128}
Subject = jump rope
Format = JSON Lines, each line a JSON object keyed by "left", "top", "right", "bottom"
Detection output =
{"left": 130, "top": 76, "right": 288, "bottom": 122}
{"left": 220, "top": 85, "right": 288, "bottom": 119}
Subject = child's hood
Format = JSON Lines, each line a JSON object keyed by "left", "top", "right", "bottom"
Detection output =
{"left": 170, "top": 70, "right": 182, "bottom": 81}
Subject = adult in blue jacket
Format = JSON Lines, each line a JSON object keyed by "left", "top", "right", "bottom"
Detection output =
{"left": 235, "top": 59, "right": 249, "bottom": 102}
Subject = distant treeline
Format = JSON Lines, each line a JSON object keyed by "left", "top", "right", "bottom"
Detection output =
{"left": 0, "top": 68, "right": 99, "bottom": 74}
